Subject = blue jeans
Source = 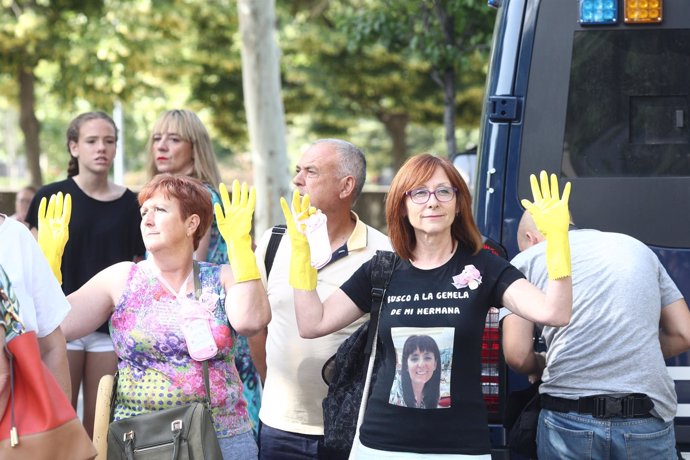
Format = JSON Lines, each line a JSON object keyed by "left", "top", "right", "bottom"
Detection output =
{"left": 537, "top": 409, "right": 676, "bottom": 460}
{"left": 219, "top": 430, "right": 258, "bottom": 460}
{"left": 258, "top": 423, "right": 321, "bottom": 460}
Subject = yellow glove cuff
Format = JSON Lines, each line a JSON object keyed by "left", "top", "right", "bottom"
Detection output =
{"left": 289, "top": 238, "right": 317, "bottom": 291}
{"left": 41, "top": 251, "right": 64, "bottom": 285}
{"left": 228, "top": 237, "right": 261, "bottom": 283}
{"left": 545, "top": 231, "right": 571, "bottom": 279}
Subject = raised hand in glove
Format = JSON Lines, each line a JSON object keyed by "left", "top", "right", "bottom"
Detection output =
{"left": 37, "top": 192, "right": 72, "bottom": 284}
{"left": 521, "top": 171, "right": 572, "bottom": 279}
{"left": 214, "top": 180, "right": 261, "bottom": 283}
{"left": 279, "top": 190, "right": 317, "bottom": 291}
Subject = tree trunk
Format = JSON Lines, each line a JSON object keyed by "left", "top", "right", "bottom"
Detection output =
{"left": 379, "top": 112, "right": 409, "bottom": 171}
{"left": 18, "top": 66, "right": 43, "bottom": 187}
{"left": 237, "top": 0, "right": 290, "bottom": 238}
{"left": 432, "top": 3, "right": 458, "bottom": 158}
{"left": 442, "top": 66, "right": 457, "bottom": 158}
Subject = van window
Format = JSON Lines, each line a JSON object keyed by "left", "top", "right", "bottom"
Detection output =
{"left": 562, "top": 29, "right": 690, "bottom": 178}
{"left": 515, "top": 1, "right": 690, "bottom": 248}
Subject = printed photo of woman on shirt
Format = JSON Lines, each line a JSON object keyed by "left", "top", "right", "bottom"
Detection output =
{"left": 389, "top": 327, "right": 454, "bottom": 409}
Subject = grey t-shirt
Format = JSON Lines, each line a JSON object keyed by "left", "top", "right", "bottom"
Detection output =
{"left": 506, "top": 229, "right": 683, "bottom": 422}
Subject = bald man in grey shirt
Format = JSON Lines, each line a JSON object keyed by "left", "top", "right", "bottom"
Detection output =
{"left": 501, "top": 211, "right": 690, "bottom": 459}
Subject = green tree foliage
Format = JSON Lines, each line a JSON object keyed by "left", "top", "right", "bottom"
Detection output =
{"left": 0, "top": 0, "right": 108, "bottom": 185}
{"left": 1, "top": 0, "right": 243, "bottom": 184}
{"left": 187, "top": 2, "right": 246, "bottom": 149}
{"left": 184, "top": 1, "right": 453, "bottom": 172}
{"left": 336, "top": 0, "right": 495, "bottom": 157}
{"left": 1, "top": 0, "right": 495, "bottom": 187}
{"left": 279, "top": 2, "right": 449, "bottom": 171}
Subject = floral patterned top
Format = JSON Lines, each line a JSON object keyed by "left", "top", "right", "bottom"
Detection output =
{"left": 110, "top": 261, "right": 251, "bottom": 438}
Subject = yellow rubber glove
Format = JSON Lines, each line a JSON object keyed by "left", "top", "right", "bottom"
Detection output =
{"left": 521, "top": 171, "right": 572, "bottom": 279}
{"left": 279, "top": 190, "right": 317, "bottom": 291}
{"left": 37, "top": 192, "right": 72, "bottom": 285}
{"left": 214, "top": 180, "right": 261, "bottom": 283}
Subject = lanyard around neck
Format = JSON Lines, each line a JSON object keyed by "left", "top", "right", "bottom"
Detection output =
{"left": 153, "top": 265, "right": 194, "bottom": 300}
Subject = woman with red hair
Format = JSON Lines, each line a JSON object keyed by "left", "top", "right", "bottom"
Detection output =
{"left": 284, "top": 153, "right": 573, "bottom": 458}
{"left": 60, "top": 174, "right": 269, "bottom": 459}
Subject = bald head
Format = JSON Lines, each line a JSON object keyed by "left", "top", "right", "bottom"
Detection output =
{"left": 517, "top": 211, "right": 545, "bottom": 252}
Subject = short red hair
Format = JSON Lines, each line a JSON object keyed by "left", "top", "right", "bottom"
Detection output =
{"left": 138, "top": 174, "right": 213, "bottom": 251}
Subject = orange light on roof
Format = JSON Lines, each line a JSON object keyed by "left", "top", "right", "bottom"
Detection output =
{"left": 624, "top": 0, "right": 663, "bottom": 23}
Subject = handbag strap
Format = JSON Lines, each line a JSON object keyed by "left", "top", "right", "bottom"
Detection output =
{"left": 350, "top": 251, "right": 397, "bottom": 459}
{"left": 364, "top": 250, "right": 397, "bottom": 356}
{"left": 110, "top": 261, "right": 212, "bottom": 420}
{"left": 264, "top": 225, "right": 287, "bottom": 280}
{"left": 193, "top": 261, "right": 212, "bottom": 405}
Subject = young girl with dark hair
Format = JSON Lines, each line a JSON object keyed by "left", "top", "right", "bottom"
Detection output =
{"left": 25, "top": 111, "right": 145, "bottom": 438}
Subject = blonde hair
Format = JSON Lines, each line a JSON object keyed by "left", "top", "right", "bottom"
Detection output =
{"left": 146, "top": 109, "right": 221, "bottom": 187}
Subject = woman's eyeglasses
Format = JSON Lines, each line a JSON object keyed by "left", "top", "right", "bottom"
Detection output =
{"left": 405, "top": 186, "right": 458, "bottom": 204}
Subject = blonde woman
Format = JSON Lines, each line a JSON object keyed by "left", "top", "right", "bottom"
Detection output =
{"left": 146, "top": 109, "right": 262, "bottom": 437}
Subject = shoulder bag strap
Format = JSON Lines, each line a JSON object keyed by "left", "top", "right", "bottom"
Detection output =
{"left": 350, "top": 250, "right": 397, "bottom": 459}
{"left": 193, "top": 261, "right": 212, "bottom": 405}
{"left": 363, "top": 250, "right": 397, "bottom": 356}
{"left": 264, "top": 225, "right": 286, "bottom": 280}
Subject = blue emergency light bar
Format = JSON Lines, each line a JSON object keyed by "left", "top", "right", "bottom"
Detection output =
{"left": 579, "top": 0, "right": 618, "bottom": 24}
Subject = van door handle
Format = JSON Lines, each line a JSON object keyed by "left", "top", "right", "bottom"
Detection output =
{"left": 487, "top": 168, "right": 496, "bottom": 194}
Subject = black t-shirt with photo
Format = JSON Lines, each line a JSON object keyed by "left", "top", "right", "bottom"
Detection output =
{"left": 341, "top": 247, "right": 524, "bottom": 455}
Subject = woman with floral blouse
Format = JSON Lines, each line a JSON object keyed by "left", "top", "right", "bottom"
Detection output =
{"left": 60, "top": 174, "right": 270, "bottom": 459}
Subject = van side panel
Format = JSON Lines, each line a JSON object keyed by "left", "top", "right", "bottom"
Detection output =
{"left": 475, "top": 0, "right": 690, "bottom": 450}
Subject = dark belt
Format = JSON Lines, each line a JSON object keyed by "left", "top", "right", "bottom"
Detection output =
{"left": 541, "top": 393, "right": 654, "bottom": 419}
